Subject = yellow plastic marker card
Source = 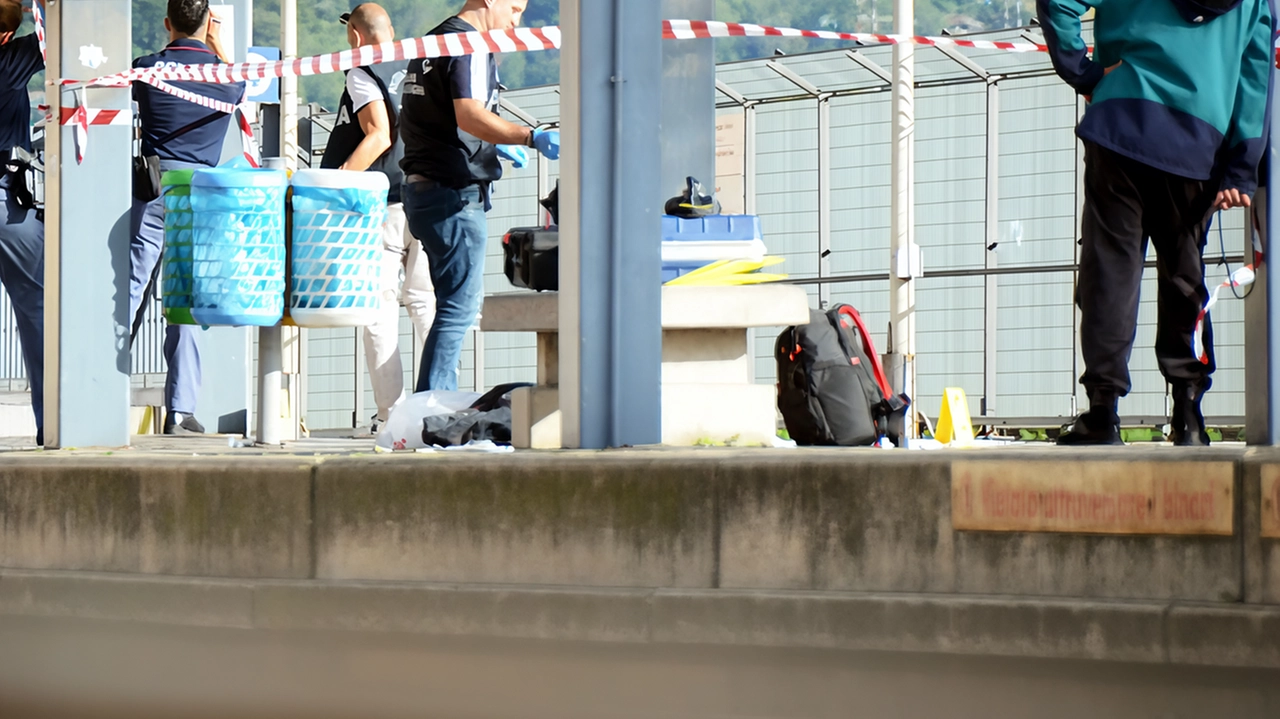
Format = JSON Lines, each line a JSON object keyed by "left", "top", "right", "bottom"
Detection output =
{"left": 935, "top": 387, "right": 975, "bottom": 446}
{"left": 664, "top": 256, "right": 787, "bottom": 286}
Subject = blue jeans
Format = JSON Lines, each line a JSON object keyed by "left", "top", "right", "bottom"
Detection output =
{"left": 403, "top": 182, "right": 487, "bottom": 392}
{"left": 0, "top": 173, "right": 44, "bottom": 435}
{"left": 130, "top": 161, "right": 203, "bottom": 415}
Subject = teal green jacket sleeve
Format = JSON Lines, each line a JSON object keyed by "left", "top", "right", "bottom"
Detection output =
{"left": 1037, "top": 0, "right": 1106, "bottom": 95}
{"left": 1220, "top": 0, "right": 1275, "bottom": 196}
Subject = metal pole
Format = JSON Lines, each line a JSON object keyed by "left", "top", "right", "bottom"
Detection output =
{"left": 1071, "top": 94, "right": 1087, "bottom": 418}
{"left": 983, "top": 79, "right": 999, "bottom": 419}
{"left": 1245, "top": 187, "right": 1268, "bottom": 443}
{"left": 559, "top": 0, "right": 664, "bottom": 449}
{"left": 255, "top": 0, "right": 296, "bottom": 446}
{"left": 1264, "top": 95, "right": 1280, "bottom": 444}
{"left": 473, "top": 328, "right": 485, "bottom": 391}
{"left": 43, "top": 0, "right": 62, "bottom": 447}
{"left": 256, "top": 324, "right": 283, "bottom": 445}
{"left": 888, "top": 0, "right": 917, "bottom": 437}
{"left": 744, "top": 103, "right": 757, "bottom": 215}
{"left": 744, "top": 100, "right": 757, "bottom": 383}
{"left": 818, "top": 95, "right": 832, "bottom": 309}
{"left": 352, "top": 327, "right": 362, "bottom": 429}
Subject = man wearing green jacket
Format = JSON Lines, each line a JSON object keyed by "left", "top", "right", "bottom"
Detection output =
{"left": 1040, "top": 0, "right": 1275, "bottom": 446}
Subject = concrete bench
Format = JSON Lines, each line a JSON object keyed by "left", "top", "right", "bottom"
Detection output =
{"left": 480, "top": 285, "right": 811, "bottom": 447}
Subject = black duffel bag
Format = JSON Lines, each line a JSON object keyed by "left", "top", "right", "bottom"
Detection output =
{"left": 503, "top": 226, "right": 559, "bottom": 292}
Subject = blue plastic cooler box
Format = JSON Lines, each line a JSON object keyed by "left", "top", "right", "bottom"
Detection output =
{"left": 188, "top": 167, "right": 288, "bottom": 327}
{"left": 289, "top": 169, "right": 389, "bottom": 328}
{"left": 660, "top": 214, "right": 767, "bottom": 282}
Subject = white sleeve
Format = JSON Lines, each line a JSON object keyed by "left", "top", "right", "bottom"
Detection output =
{"left": 346, "top": 70, "right": 386, "bottom": 114}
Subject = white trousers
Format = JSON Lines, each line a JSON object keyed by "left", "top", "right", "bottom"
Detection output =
{"left": 364, "top": 202, "right": 435, "bottom": 421}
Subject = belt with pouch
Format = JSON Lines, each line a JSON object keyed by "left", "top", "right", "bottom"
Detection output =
{"left": 405, "top": 175, "right": 491, "bottom": 205}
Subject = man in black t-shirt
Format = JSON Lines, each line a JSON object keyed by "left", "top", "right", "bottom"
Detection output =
{"left": 400, "top": 0, "right": 559, "bottom": 392}
{"left": 0, "top": 0, "right": 45, "bottom": 444}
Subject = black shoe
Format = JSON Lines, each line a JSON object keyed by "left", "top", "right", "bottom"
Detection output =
{"left": 1169, "top": 382, "right": 1210, "bottom": 447}
{"left": 163, "top": 412, "right": 206, "bottom": 435}
{"left": 35, "top": 427, "right": 42, "bottom": 446}
{"left": 1057, "top": 413, "right": 1124, "bottom": 446}
{"left": 1057, "top": 390, "right": 1123, "bottom": 446}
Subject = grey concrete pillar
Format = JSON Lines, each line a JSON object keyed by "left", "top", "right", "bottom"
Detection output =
{"left": 44, "top": 0, "right": 133, "bottom": 448}
{"left": 659, "top": 0, "right": 715, "bottom": 198}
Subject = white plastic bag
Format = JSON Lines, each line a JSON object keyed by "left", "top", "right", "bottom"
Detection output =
{"left": 375, "top": 390, "right": 481, "bottom": 450}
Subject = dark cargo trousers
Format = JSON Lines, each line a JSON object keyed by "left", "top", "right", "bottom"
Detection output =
{"left": 1077, "top": 142, "right": 1217, "bottom": 400}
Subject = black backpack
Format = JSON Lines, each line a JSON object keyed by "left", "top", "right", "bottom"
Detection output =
{"left": 775, "top": 304, "right": 910, "bottom": 447}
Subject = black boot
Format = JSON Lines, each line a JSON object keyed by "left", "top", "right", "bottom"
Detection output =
{"left": 1168, "top": 382, "right": 1210, "bottom": 446}
{"left": 1058, "top": 391, "right": 1123, "bottom": 446}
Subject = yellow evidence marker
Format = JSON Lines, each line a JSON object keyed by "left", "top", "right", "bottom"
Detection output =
{"left": 935, "top": 387, "right": 975, "bottom": 446}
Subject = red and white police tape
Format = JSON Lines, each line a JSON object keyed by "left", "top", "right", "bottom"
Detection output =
{"left": 663, "top": 19, "right": 1047, "bottom": 52}
{"left": 46, "top": 19, "right": 1049, "bottom": 164}
{"left": 1195, "top": 265, "right": 1258, "bottom": 365}
{"left": 52, "top": 20, "right": 1049, "bottom": 104}
{"left": 60, "top": 101, "right": 128, "bottom": 164}
{"left": 58, "top": 106, "right": 129, "bottom": 126}
{"left": 41, "top": 18, "right": 1049, "bottom": 165}
{"left": 32, "top": 0, "right": 45, "bottom": 64}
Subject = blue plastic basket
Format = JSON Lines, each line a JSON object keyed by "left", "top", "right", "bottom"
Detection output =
{"left": 289, "top": 170, "right": 389, "bottom": 327}
{"left": 188, "top": 168, "right": 288, "bottom": 327}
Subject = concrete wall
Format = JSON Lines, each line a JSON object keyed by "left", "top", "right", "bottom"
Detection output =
{"left": 2, "top": 450, "right": 1277, "bottom": 604}
{"left": 0, "top": 458, "right": 312, "bottom": 578}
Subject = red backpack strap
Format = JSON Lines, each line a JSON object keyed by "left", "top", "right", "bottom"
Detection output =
{"left": 837, "top": 305, "right": 894, "bottom": 400}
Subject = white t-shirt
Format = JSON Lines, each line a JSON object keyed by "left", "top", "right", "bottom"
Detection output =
{"left": 346, "top": 69, "right": 385, "bottom": 114}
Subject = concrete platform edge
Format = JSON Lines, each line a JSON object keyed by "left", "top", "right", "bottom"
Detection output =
{"left": 1, "top": 568, "right": 1277, "bottom": 670}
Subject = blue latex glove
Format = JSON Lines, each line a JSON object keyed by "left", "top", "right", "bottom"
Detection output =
{"left": 531, "top": 129, "right": 560, "bottom": 160}
{"left": 496, "top": 144, "right": 529, "bottom": 169}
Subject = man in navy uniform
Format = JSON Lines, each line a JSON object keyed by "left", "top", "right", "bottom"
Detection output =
{"left": 131, "top": 0, "right": 243, "bottom": 434}
{"left": 0, "top": 0, "right": 45, "bottom": 444}
{"left": 321, "top": 3, "right": 434, "bottom": 434}
{"left": 400, "top": 0, "right": 558, "bottom": 391}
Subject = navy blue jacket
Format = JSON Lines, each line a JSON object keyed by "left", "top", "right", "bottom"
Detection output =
{"left": 133, "top": 39, "right": 245, "bottom": 166}
{"left": 0, "top": 33, "right": 44, "bottom": 156}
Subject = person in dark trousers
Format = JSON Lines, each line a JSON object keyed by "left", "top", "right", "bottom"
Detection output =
{"left": 320, "top": 4, "right": 434, "bottom": 433}
{"left": 400, "top": 0, "right": 558, "bottom": 391}
{"left": 1040, "top": 0, "right": 1274, "bottom": 446}
{"left": 131, "top": 0, "right": 243, "bottom": 434}
{"left": 0, "top": 0, "right": 44, "bottom": 445}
